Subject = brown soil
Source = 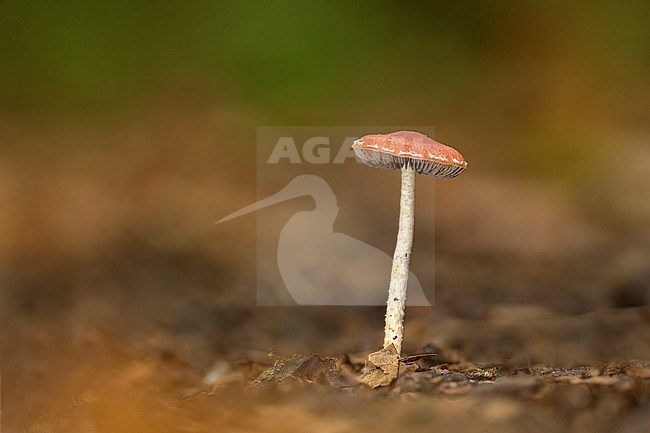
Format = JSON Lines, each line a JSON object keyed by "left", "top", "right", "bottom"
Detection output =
{"left": 2, "top": 111, "right": 649, "bottom": 433}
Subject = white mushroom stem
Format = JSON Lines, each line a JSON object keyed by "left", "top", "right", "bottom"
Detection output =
{"left": 383, "top": 165, "right": 416, "bottom": 355}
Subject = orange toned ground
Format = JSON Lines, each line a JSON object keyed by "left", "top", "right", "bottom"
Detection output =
{"left": 2, "top": 105, "right": 649, "bottom": 433}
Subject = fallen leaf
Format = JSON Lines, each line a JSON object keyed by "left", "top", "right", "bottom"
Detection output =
{"left": 359, "top": 345, "right": 399, "bottom": 388}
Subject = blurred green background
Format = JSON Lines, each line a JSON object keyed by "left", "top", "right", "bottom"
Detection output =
{"left": 2, "top": 0, "right": 649, "bottom": 188}
{"left": 3, "top": 0, "right": 650, "bottom": 339}
{"left": 2, "top": 1, "right": 649, "bottom": 429}
{"left": 3, "top": 1, "right": 648, "bottom": 129}
{"left": 4, "top": 0, "right": 650, "bottom": 357}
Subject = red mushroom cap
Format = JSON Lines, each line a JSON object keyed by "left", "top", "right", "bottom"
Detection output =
{"left": 352, "top": 131, "right": 467, "bottom": 178}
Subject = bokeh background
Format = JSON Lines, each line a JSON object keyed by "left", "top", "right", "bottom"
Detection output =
{"left": 2, "top": 1, "right": 649, "bottom": 432}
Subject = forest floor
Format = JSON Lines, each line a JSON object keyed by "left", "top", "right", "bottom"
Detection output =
{"left": 3, "top": 114, "right": 649, "bottom": 432}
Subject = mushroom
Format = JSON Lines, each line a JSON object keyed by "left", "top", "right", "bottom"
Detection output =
{"left": 352, "top": 131, "right": 467, "bottom": 361}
